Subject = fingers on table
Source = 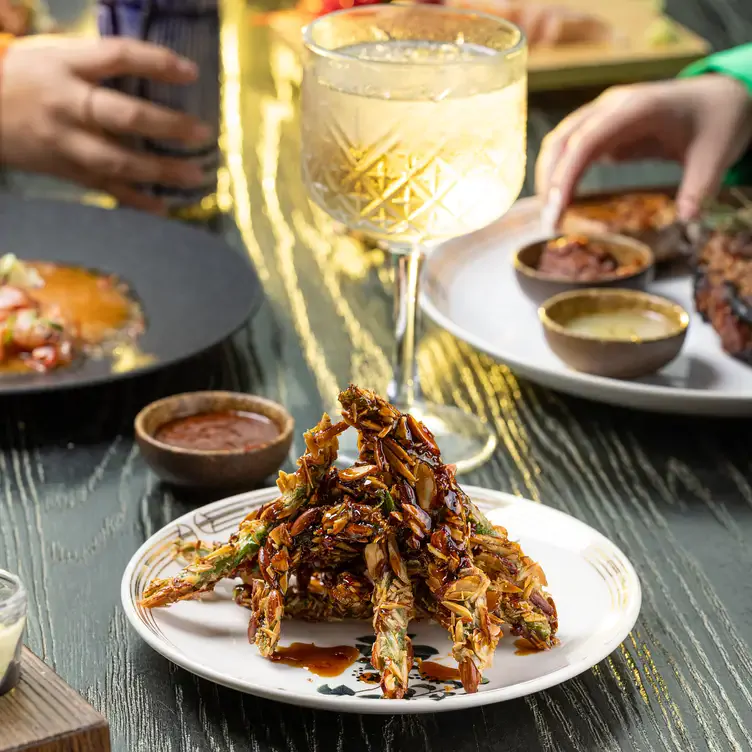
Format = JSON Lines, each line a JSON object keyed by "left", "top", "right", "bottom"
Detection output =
{"left": 61, "top": 130, "right": 205, "bottom": 189}
{"left": 35, "top": 157, "right": 167, "bottom": 214}
{"left": 97, "top": 183, "right": 167, "bottom": 214}
{"left": 89, "top": 87, "right": 210, "bottom": 143}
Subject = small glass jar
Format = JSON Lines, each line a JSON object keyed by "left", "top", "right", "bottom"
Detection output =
{"left": 0, "top": 570, "right": 27, "bottom": 696}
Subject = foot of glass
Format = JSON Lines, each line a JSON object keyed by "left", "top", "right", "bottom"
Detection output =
{"left": 333, "top": 400, "right": 497, "bottom": 475}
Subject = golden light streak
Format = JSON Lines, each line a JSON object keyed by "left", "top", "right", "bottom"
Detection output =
{"left": 258, "top": 89, "right": 340, "bottom": 404}
{"left": 220, "top": 4, "right": 271, "bottom": 282}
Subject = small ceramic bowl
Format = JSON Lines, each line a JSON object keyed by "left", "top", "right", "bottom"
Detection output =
{"left": 514, "top": 233, "right": 655, "bottom": 304}
{"left": 135, "top": 391, "right": 294, "bottom": 491}
{"left": 539, "top": 289, "right": 690, "bottom": 379}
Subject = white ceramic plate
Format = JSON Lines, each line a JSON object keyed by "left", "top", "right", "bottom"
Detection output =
{"left": 422, "top": 196, "right": 752, "bottom": 415}
{"left": 122, "top": 485, "right": 641, "bottom": 714}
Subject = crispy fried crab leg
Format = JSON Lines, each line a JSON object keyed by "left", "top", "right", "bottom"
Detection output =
{"left": 339, "top": 385, "right": 530, "bottom": 692}
{"left": 249, "top": 497, "right": 385, "bottom": 656}
{"left": 173, "top": 539, "right": 220, "bottom": 563}
{"left": 235, "top": 568, "right": 375, "bottom": 622}
{"left": 339, "top": 385, "right": 498, "bottom": 691}
{"left": 139, "top": 415, "right": 345, "bottom": 609}
{"left": 466, "top": 501, "right": 558, "bottom": 648}
{"left": 365, "top": 535, "right": 415, "bottom": 699}
{"left": 249, "top": 524, "right": 292, "bottom": 656}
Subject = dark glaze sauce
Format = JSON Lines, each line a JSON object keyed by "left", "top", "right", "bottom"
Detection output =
{"left": 513, "top": 638, "right": 541, "bottom": 656}
{"left": 270, "top": 643, "right": 360, "bottom": 677}
{"left": 418, "top": 660, "right": 462, "bottom": 682}
{"left": 357, "top": 671, "right": 381, "bottom": 684}
{"left": 155, "top": 411, "right": 279, "bottom": 452}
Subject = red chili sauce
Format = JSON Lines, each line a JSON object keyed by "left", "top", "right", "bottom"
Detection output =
{"left": 155, "top": 410, "right": 279, "bottom": 452}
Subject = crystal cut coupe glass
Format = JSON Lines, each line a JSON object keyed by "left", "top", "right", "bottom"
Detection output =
{"left": 301, "top": 4, "right": 527, "bottom": 471}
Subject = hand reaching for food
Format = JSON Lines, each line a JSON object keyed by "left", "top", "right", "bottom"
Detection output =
{"left": 0, "top": 36, "right": 211, "bottom": 213}
{"left": 536, "top": 75, "right": 752, "bottom": 224}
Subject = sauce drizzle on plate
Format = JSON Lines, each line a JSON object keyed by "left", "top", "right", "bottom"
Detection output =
{"left": 418, "top": 660, "right": 462, "bottom": 682}
{"left": 513, "top": 638, "right": 541, "bottom": 656}
{"left": 270, "top": 643, "right": 360, "bottom": 677}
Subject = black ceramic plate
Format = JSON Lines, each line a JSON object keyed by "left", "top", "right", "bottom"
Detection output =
{"left": 0, "top": 195, "right": 262, "bottom": 394}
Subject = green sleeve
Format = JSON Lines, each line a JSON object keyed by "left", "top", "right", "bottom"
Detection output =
{"left": 679, "top": 43, "right": 752, "bottom": 186}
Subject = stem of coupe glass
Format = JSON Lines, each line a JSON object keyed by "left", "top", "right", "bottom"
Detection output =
{"left": 388, "top": 246, "right": 426, "bottom": 407}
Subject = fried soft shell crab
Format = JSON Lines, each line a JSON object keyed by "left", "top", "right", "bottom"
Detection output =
{"left": 140, "top": 386, "right": 558, "bottom": 698}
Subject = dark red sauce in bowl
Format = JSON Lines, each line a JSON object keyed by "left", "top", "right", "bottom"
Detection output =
{"left": 134, "top": 391, "right": 294, "bottom": 490}
{"left": 155, "top": 410, "right": 280, "bottom": 452}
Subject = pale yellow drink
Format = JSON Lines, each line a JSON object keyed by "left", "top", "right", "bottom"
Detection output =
{"left": 0, "top": 570, "right": 27, "bottom": 695}
{"left": 302, "top": 39, "right": 527, "bottom": 245}
{"left": 0, "top": 617, "right": 25, "bottom": 680}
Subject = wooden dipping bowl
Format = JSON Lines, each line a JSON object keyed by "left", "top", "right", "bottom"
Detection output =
{"left": 539, "top": 289, "right": 689, "bottom": 379}
{"left": 135, "top": 391, "right": 294, "bottom": 491}
{"left": 514, "top": 233, "right": 655, "bottom": 305}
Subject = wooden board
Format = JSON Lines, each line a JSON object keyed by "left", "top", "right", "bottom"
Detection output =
{"left": 256, "top": 0, "right": 710, "bottom": 92}
{"left": 0, "top": 648, "right": 110, "bottom": 752}
{"left": 524, "top": 0, "right": 710, "bottom": 90}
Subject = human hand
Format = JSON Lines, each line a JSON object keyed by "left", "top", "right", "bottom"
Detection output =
{"left": 536, "top": 75, "right": 752, "bottom": 223}
{"left": 0, "top": 35, "right": 211, "bottom": 213}
{"left": 0, "top": 0, "right": 32, "bottom": 35}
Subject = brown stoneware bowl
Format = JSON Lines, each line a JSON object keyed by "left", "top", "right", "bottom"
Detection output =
{"left": 539, "top": 289, "right": 690, "bottom": 379}
{"left": 514, "top": 232, "right": 655, "bottom": 304}
{"left": 135, "top": 391, "right": 294, "bottom": 491}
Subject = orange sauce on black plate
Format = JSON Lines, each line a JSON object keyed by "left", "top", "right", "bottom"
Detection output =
{"left": 270, "top": 643, "right": 360, "bottom": 677}
{"left": 155, "top": 410, "right": 279, "bottom": 452}
{"left": 31, "top": 263, "right": 135, "bottom": 344}
{"left": 0, "top": 262, "right": 143, "bottom": 374}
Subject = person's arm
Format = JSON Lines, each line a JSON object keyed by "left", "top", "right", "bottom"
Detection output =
{"left": 680, "top": 43, "right": 752, "bottom": 186}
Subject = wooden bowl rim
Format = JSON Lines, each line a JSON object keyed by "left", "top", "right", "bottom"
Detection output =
{"left": 538, "top": 288, "right": 690, "bottom": 344}
{"left": 134, "top": 391, "right": 295, "bottom": 459}
{"left": 513, "top": 232, "right": 655, "bottom": 285}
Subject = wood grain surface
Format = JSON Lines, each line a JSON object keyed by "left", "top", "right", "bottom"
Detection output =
{"left": 0, "top": 648, "right": 110, "bottom": 752}
{"left": 0, "top": 1, "right": 751, "bottom": 751}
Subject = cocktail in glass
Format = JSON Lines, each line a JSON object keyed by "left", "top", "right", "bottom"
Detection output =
{"left": 301, "top": 4, "right": 527, "bottom": 470}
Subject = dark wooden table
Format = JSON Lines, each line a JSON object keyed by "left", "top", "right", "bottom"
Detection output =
{"left": 2, "top": 1, "right": 752, "bottom": 750}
